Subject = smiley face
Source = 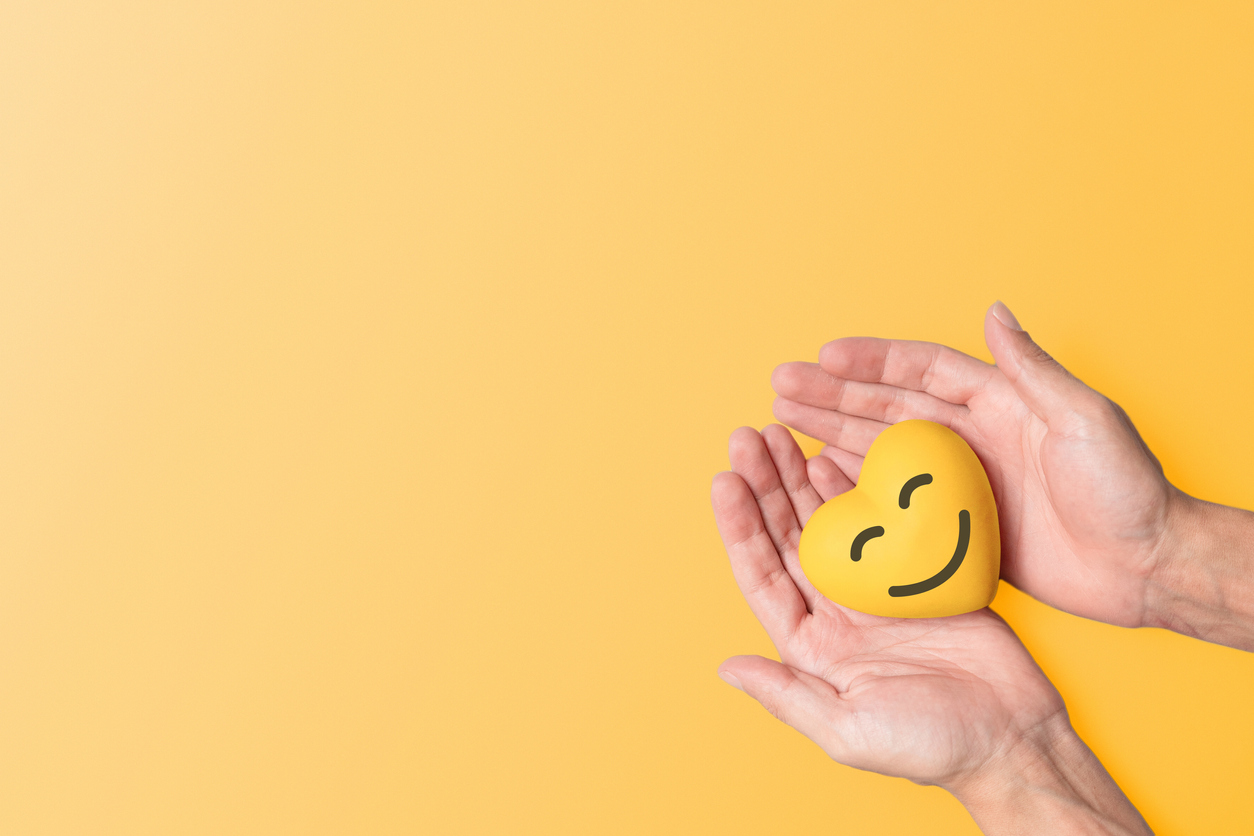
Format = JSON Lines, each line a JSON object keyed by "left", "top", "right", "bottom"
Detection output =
{"left": 798, "top": 420, "right": 1000, "bottom": 618}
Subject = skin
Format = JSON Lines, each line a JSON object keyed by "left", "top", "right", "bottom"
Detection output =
{"left": 770, "top": 302, "right": 1254, "bottom": 649}
{"left": 713, "top": 425, "right": 1151, "bottom": 833}
{"left": 713, "top": 302, "right": 1254, "bottom": 830}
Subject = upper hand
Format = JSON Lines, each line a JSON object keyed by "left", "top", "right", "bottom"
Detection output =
{"left": 770, "top": 302, "right": 1178, "bottom": 629}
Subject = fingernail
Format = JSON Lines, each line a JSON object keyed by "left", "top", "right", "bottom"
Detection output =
{"left": 991, "top": 301, "right": 1023, "bottom": 331}
{"left": 718, "top": 670, "right": 744, "bottom": 691}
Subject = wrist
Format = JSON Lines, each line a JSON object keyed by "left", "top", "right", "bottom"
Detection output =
{"left": 1140, "top": 487, "right": 1204, "bottom": 632}
{"left": 1143, "top": 491, "right": 1254, "bottom": 650}
{"left": 948, "top": 714, "right": 1150, "bottom": 835}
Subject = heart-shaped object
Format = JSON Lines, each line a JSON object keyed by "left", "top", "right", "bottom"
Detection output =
{"left": 799, "top": 419, "right": 1000, "bottom": 618}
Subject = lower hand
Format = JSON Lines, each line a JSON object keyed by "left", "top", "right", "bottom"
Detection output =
{"left": 713, "top": 425, "right": 1150, "bottom": 832}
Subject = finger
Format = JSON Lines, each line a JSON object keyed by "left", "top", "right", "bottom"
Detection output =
{"left": 718, "top": 655, "right": 849, "bottom": 757}
{"left": 772, "top": 361, "right": 966, "bottom": 426}
{"left": 984, "top": 302, "right": 1098, "bottom": 428}
{"left": 728, "top": 427, "right": 820, "bottom": 607}
{"left": 807, "top": 455, "right": 852, "bottom": 502}
{"left": 818, "top": 337, "right": 995, "bottom": 405}
{"left": 760, "top": 424, "right": 826, "bottom": 526}
{"left": 820, "top": 446, "right": 864, "bottom": 483}
{"left": 711, "top": 470, "right": 807, "bottom": 642}
{"left": 773, "top": 396, "right": 888, "bottom": 456}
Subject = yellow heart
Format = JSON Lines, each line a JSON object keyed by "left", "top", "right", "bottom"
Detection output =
{"left": 799, "top": 419, "right": 1000, "bottom": 618}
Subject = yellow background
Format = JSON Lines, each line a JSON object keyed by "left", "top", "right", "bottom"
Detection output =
{"left": 2, "top": 2, "right": 1252, "bottom": 833}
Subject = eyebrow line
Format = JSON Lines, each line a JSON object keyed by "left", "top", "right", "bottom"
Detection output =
{"left": 898, "top": 473, "right": 934, "bottom": 509}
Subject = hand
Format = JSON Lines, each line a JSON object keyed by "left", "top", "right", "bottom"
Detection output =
{"left": 712, "top": 425, "right": 1150, "bottom": 833}
{"left": 770, "top": 302, "right": 1177, "bottom": 630}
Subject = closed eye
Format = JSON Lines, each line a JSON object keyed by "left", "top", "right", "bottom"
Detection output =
{"left": 850, "top": 526, "right": 885, "bottom": 562}
{"left": 898, "top": 473, "right": 933, "bottom": 509}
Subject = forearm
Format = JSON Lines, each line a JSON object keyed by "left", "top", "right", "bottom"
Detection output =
{"left": 1145, "top": 491, "right": 1254, "bottom": 652}
{"left": 949, "top": 715, "right": 1151, "bottom": 835}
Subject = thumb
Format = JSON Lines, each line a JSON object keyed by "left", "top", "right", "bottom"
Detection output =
{"left": 984, "top": 301, "right": 1093, "bottom": 426}
{"left": 717, "top": 656, "right": 846, "bottom": 754}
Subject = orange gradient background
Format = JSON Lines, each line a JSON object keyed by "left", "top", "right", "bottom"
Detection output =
{"left": 2, "top": 2, "right": 1252, "bottom": 833}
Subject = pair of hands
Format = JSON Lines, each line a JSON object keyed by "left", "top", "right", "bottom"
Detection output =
{"left": 712, "top": 303, "right": 1175, "bottom": 830}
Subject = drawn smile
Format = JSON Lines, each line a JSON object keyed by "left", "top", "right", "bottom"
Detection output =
{"left": 887, "top": 510, "right": 971, "bottom": 597}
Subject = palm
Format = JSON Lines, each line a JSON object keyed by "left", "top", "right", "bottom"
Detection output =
{"left": 713, "top": 425, "right": 1063, "bottom": 785}
{"left": 770, "top": 308, "right": 1173, "bottom": 627}
{"left": 793, "top": 603, "right": 1060, "bottom": 782}
{"left": 963, "top": 385, "right": 1170, "bottom": 625}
